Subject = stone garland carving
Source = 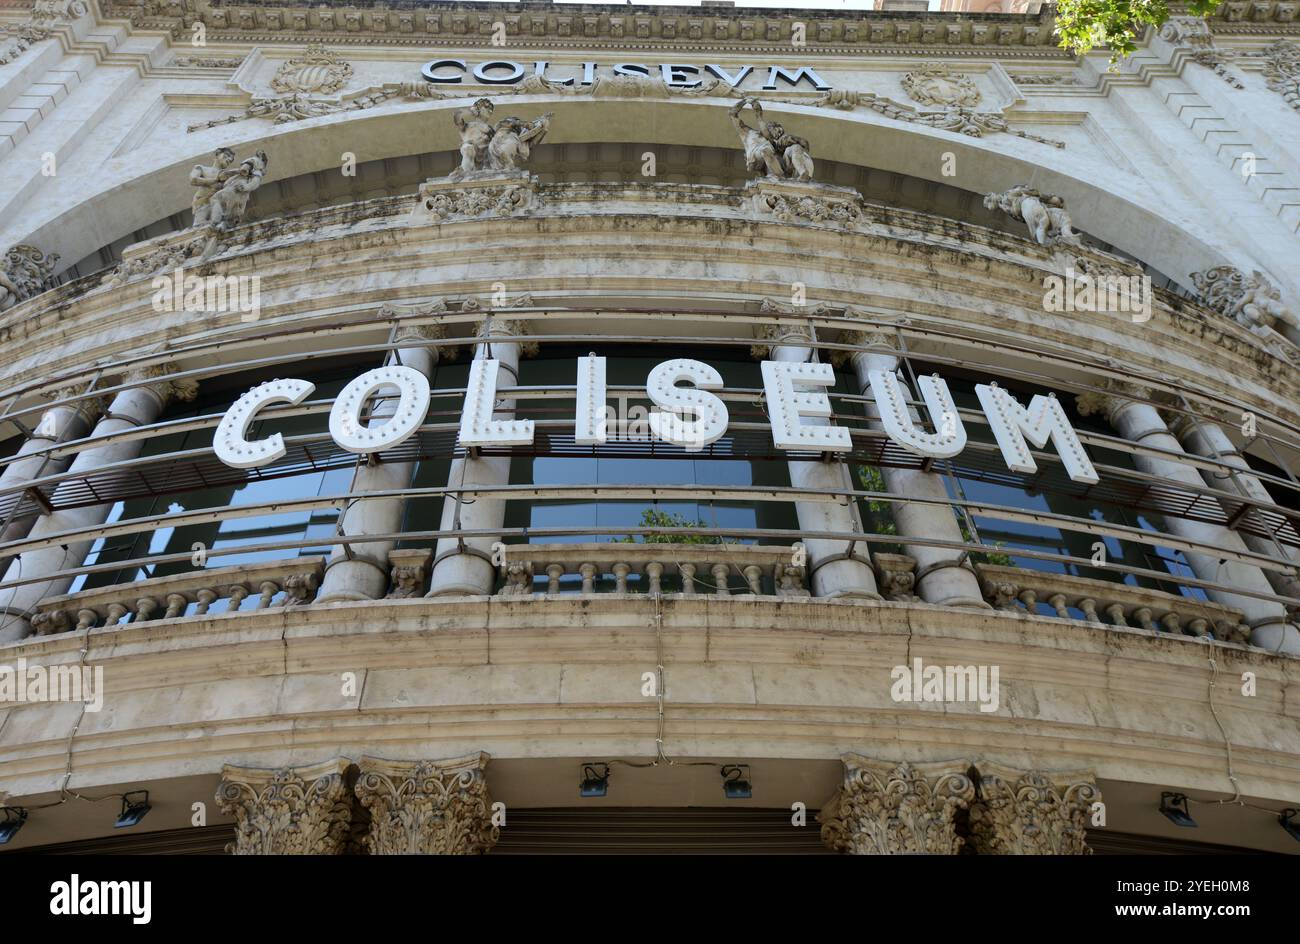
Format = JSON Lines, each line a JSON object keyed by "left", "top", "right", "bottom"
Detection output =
{"left": 967, "top": 765, "right": 1101, "bottom": 855}
{"left": 1009, "top": 73, "right": 1082, "bottom": 87}
{"left": 749, "top": 188, "right": 861, "bottom": 225}
{"left": 803, "top": 90, "right": 1065, "bottom": 149}
{"left": 1189, "top": 266, "right": 1300, "bottom": 347}
{"left": 101, "top": 236, "right": 206, "bottom": 287}
{"left": 188, "top": 45, "right": 355, "bottom": 130}
{"left": 901, "top": 63, "right": 981, "bottom": 108}
{"left": 983, "top": 185, "right": 1081, "bottom": 248}
{"left": 216, "top": 759, "right": 353, "bottom": 855}
{"left": 818, "top": 755, "right": 976, "bottom": 855}
{"left": 0, "top": 0, "right": 87, "bottom": 67}
{"left": 422, "top": 182, "right": 538, "bottom": 221}
{"left": 0, "top": 245, "right": 60, "bottom": 312}
{"left": 354, "top": 753, "right": 500, "bottom": 855}
{"left": 1257, "top": 40, "right": 1300, "bottom": 113}
{"left": 173, "top": 56, "right": 245, "bottom": 69}
{"left": 1158, "top": 17, "right": 1245, "bottom": 89}
{"left": 730, "top": 97, "right": 814, "bottom": 181}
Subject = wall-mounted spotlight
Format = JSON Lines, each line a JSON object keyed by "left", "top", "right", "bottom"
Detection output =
{"left": 721, "top": 765, "right": 752, "bottom": 799}
{"left": 1280, "top": 809, "right": 1300, "bottom": 843}
{"left": 580, "top": 764, "right": 610, "bottom": 798}
{"left": 0, "top": 807, "right": 27, "bottom": 845}
{"left": 114, "top": 791, "right": 151, "bottom": 829}
{"left": 1159, "top": 792, "right": 1196, "bottom": 828}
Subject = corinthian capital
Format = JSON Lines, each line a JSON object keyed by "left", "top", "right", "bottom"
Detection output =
{"left": 355, "top": 752, "right": 499, "bottom": 855}
{"left": 121, "top": 365, "right": 200, "bottom": 406}
{"left": 215, "top": 758, "right": 353, "bottom": 855}
{"left": 968, "top": 764, "right": 1101, "bottom": 855}
{"left": 818, "top": 754, "right": 975, "bottom": 855}
{"left": 1074, "top": 380, "right": 1152, "bottom": 427}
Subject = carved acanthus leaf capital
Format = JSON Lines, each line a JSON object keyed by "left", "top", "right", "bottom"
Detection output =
{"left": 121, "top": 366, "right": 200, "bottom": 406}
{"left": 1075, "top": 380, "right": 1152, "bottom": 426}
{"left": 818, "top": 755, "right": 975, "bottom": 855}
{"left": 968, "top": 764, "right": 1101, "bottom": 855}
{"left": 355, "top": 752, "right": 499, "bottom": 855}
{"left": 216, "top": 758, "right": 353, "bottom": 855}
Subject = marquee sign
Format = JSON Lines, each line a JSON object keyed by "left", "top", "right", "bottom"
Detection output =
{"left": 214, "top": 356, "right": 1100, "bottom": 484}
{"left": 421, "top": 59, "right": 832, "bottom": 91}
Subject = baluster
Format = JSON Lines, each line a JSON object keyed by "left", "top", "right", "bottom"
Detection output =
{"left": 165, "top": 593, "right": 187, "bottom": 619}
{"left": 1017, "top": 589, "right": 1038, "bottom": 613}
{"left": 1047, "top": 593, "right": 1070, "bottom": 619}
{"left": 1078, "top": 597, "right": 1101, "bottom": 624}
{"left": 743, "top": 565, "right": 762, "bottom": 595}
{"left": 711, "top": 564, "right": 730, "bottom": 597}
{"left": 613, "top": 562, "right": 631, "bottom": 593}
{"left": 134, "top": 597, "right": 158, "bottom": 622}
{"left": 1133, "top": 607, "right": 1156, "bottom": 631}
{"left": 1104, "top": 603, "right": 1127, "bottom": 626}
{"left": 545, "top": 564, "right": 565, "bottom": 594}
{"left": 225, "top": 585, "right": 249, "bottom": 611}
{"left": 645, "top": 561, "right": 663, "bottom": 596}
{"left": 679, "top": 563, "right": 697, "bottom": 596}
{"left": 105, "top": 602, "right": 128, "bottom": 625}
{"left": 76, "top": 609, "right": 97, "bottom": 631}
{"left": 578, "top": 563, "right": 597, "bottom": 595}
{"left": 257, "top": 581, "right": 279, "bottom": 609}
{"left": 195, "top": 588, "right": 218, "bottom": 615}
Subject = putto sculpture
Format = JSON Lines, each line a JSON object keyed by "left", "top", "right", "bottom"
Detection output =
{"left": 189, "top": 148, "right": 269, "bottom": 231}
{"left": 729, "top": 98, "right": 814, "bottom": 181}
{"left": 1190, "top": 266, "right": 1300, "bottom": 343}
{"left": 450, "top": 98, "right": 553, "bottom": 178}
{"left": 0, "top": 244, "right": 59, "bottom": 312}
{"left": 983, "top": 185, "right": 1081, "bottom": 248}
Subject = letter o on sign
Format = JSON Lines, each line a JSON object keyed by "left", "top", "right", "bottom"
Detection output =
{"left": 472, "top": 60, "right": 525, "bottom": 84}
{"left": 329, "top": 366, "right": 431, "bottom": 454}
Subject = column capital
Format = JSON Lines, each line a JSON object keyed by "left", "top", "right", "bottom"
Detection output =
{"left": 476, "top": 317, "right": 538, "bottom": 358}
{"left": 215, "top": 757, "right": 353, "bottom": 855}
{"left": 968, "top": 764, "right": 1101, "bottom": 855}
{"left": 1074, "top": 380, "right": 1154, "bottom": 426}
{"left": 818, "top": 754, "right": 975, "bottom": 855}
{"left": 750, "top": 321, "right": 816, "bottom": 359}
{"left": 120, "top": 365, "right": 200, "bottom": 408}
{"left": 355, "top": 752, "right": 500, "bottom": 855}
{"left": 38, "top": 387, "right": 106, "bottom": 430}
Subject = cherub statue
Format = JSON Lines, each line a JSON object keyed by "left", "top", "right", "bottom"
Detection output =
{"left": 488, "top": 113, "right": 553, "bottom": 171}
{"left": 452, "top": 98, "right": 497, "bottom": 177}
{"left": 983, "top": 185, "right": 1081, "bottom": 247}
{"left": 206, "top": 150, "right": 269, "bottom": 231}
{"left": 729, "top": 97, "right": 786, "bottom": 179}
{"left": 189, "top": 147, "right": 235, "bottom": 227}
{"left": 1236, "top": 271, "right": 1300, "bottom": 336}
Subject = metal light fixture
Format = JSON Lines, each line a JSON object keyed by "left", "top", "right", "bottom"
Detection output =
{"left": 114, "top": 791, "right": 151, "bottom": 829}
{"left": 721, "top": 765, "right": 752, "bottom": 799}
{"left": 1280, "top": 809, "right": 1300, "bottom": 842}
{"left": 1159, "top": 792, "right": 1196, "bottom": 828}
{"left": 579, "top": 764, "right": 610, "bottom": 798}
{"left": 0, "top": 807, "right": 27, "bottom": 845}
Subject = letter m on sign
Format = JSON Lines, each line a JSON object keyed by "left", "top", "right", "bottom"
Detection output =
{"left": 974, "top": 385, "right": 1099, "bottom": 485}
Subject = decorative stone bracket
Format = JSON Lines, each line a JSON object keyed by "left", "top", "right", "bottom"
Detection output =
{"left": 411, "top": 170, "right": 540, "bottom": 224}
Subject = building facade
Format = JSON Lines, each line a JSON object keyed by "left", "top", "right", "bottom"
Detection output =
{"left": 1, "top": 0, "right": 1299, "bottom": 854}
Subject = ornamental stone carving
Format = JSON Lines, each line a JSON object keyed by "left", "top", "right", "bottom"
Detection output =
{"left": 874, "top": 553, "right": 920, "bottom": 602}
{"left": 451, "top": 99, "right": 553, "bottom": 178}
{"left": 1257, "top": 40, "right": 1300, "bottom": 112}
{"left": 818, "top": 755, "right": 975, "bottom": 855}
{"left": 983, "top": 186, "right": 1081, "bottom": 248}
{"left": 215, "top": 758, "right": 353, "bottom": 855}
{"left": 802, "top": 90, "right": 1063, "bottom": 148}
{"left": 729, "top": 98, "right": 813, "bottom": 181}
{"left": 745, "top": 179, "right": 863, "bottom": 227}
{"left": 901, "top": 63, "right": 981, "bottom": 108}
{"left": 1009, "top": 73, "right": 1081, "bottom": 86}
{"left": 968, "top": 764, "right": 1101, "bottom": 855}
{"left": 773, "top": 562, "right": 810, "bottom": 598}
{"left": 122, "top": 365, "right": 200, "bottom": 407}
{"left": 0, "top": 0, "right": 87, "bottom": 67}
{"left": 270, "top": 44, "right": 353, "bottom": 96}
{"left": 1159, "top": 17, "right": 1244, "bottom": 88}
{"left": 1190, "top": 266, "right": 1300, "bottom": 343}
{"left": 354, "top": 753, "right": 500, "bottom": 855}
{"left": 0, "top": 245, "right": 59, "bottom": 312}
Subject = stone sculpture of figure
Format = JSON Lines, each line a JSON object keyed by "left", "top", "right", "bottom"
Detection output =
{"left": 189, "top": 147, "right": 236, "bottom": 227}
{"left": 452, "top": 98, "right": 497, "bottom": 177}
{"left": 488, "top": 112, "right": 553, "bottom": 171}
{"left": 1237, "top": 272, "right": 1300, "bottom": 336}
{"left": 730, "top": 97, "right": 786, "bottom": 179}
{"left": 207, "top": 150, "right": 269, "bottom": 231}
{"left": 983, "top": 185, "right": 1081, "bottom": 247}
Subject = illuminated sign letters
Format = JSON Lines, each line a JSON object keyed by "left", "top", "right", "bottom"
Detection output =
{"left": 420, "top": 60, "right": 831, "bottom": 91}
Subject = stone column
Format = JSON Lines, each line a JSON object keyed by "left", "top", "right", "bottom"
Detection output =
{"left": 355, "top": 752, "right": 499, "bottom": 855}
{"left": 427, "top": 322, "right": 534, "bottom": 597}
{"left": 1077, "top": 385, "right": 1300, "bottom": 654}
{"left": 215, "top": 758, "right": 353, "bottom": 855}
{"left": 0, "top": 367, "right": 197, "bottom": 642}
{"left": 819, "top": 755, "right": 975, "bottom": 855}
{"left": 1169, "top": 415, "right": 1300, "bottom": 598}
{"left": 316, "top": 325, "right": 444, "bottom": 603}
{"left": 968, "top": 764, "right": 1100, "bottom": 855}
{"left": 757, "top": 324, "right": 880, "bottom": 600}
{"left": 846, "top": 332, "right": 988, "bottom": 608}
{"left": 0, "top": 388, "right": 103, "bottom": 548}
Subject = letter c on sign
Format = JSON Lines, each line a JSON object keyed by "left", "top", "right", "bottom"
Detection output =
{"left": 215, "top": 379, "right": 316, "bottom": 469}
{"left": 330, "top": 366, "right": 431, "bottom": 454}
{"left": 421, "top": 59, "right": 466, "bottom": 83}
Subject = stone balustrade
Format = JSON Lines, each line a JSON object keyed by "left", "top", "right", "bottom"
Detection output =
{"left": 491, "top": 542, "right": 812, "bottom": 598}
{"left": 27, "top": 557, "right": 325, "bottom": 635}
{"left": 973, "top": 563, "right": 1251, "bottom": 645}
